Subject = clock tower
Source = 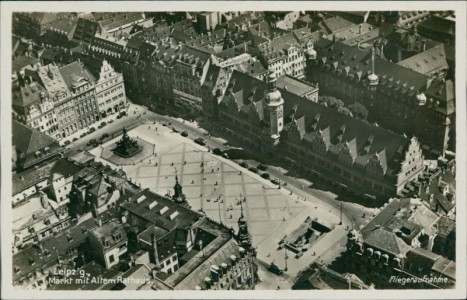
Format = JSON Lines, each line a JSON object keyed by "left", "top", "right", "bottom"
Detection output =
{"left": 265, "top": 70, "right": 284, "bottom": 142}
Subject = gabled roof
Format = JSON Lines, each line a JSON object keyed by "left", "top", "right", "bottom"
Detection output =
{"left": 417, "top": 16, "right": 455, "bottom": 37}
{"left": 12, "top": 120, "right": 60, "bottom": 157}
{"left": 43, "top": 18, "right": 78, "bottom": 36}
{"left": 59, "top": 61, "right": 96, "bottom": 89}
{"left": 398, "top": 44, "right": 449, "bottom": 75}
{"left": 320, "top": 16, "right": 355, "bottom": 34}
{"left": 88, "top": 176, "right": 111, "bottom": 197}
{"left": 425, "top": 79, "right": 455, "bottom": 115}
{"left": 12, "top": 81, "right": 47, "bottom": 108}
{"left": 362, "top": 198, "right": 411, "bottom": 234}
{"left": 50, "top": 158, "right": 82, "bottom": 178}
{"left": 363, "top": 227, "right": 410, "bottom": 256}
{"left": 12, "top": 56, "right": 40, "bottom": 74}
{"left": 126, "top": 35, "right": 144, "bottom": 50}
{"left": 36, "top": 63, "right": 70, "bottom": 97}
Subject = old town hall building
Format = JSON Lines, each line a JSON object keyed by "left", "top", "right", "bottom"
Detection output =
{"left": 215, "top": 70, "right": 424, "bottom": 198}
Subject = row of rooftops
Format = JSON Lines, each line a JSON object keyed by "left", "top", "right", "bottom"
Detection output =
{"left": 349, "top": 191, "right": 456, "bottom": 281}
{"left": 13, "top": 60, "right": 98, "bottom": 108}
{"left": 221, "top": 70, "right": 414, "bottom": 174}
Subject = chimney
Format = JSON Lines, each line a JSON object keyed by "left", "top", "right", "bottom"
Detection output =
{"left": 151, "top": 233, "right": 160, "bottom": 269}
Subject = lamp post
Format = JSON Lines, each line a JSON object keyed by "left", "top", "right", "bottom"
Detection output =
{"left": 217, "top": 195, "right": 223, "bottom": 225}
{"left": 339, "top": 201, "right": 343, "bottom": 225}
{"left": 284, "top": 248, "right": 288, "bottom": 272}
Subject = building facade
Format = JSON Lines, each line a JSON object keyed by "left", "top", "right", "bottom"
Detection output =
{"left": 306, "top": 39, "right": 454, "bottom": 154}
{"left": 95, "top": 59, "right": 126, "bottom": 118}
{"left": 216, "top": 70, "right": 424, "bottom": 198}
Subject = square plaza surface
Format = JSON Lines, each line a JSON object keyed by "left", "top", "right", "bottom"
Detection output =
{"left": 90, "top": 124, "right": 343, "bottom": 274}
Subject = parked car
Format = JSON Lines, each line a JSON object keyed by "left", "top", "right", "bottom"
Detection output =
{"left": 270, "top": 178, "right": 280, "bottom": 185}
{"left": 240, "top": 162, "right": 249, "bottom": 168}
{"left": 213, "top": 148, "right": 223, "bottom": 155}
{"left": 99, "top": 121, "right": 107, "bottom": 128}
{"left": 268, "top": 262, "right": 284, "bottom": 275}
{"left": 88, "top": 127, "right": 96, "bottom": 133}
{"left": 120, "top": 111, "right": 127, "bottom": 116}
{"left": 248, "top": 167, "right": 259, "bottom": 173}
{"left": 108, "top": 119, "right": 114, "bottom": 124}
{"left": 194, "top": 138, "right": 206, "bottom": 145}
{"left": 258, "top": 164, "right": 268, "bottom": 171}
{"left": 261, "top": 173, "right": 270, "bottom": 180}
{"left": 222, "top": 153, "right": 230, "bottom": 159}
{"left": 101, "top": 133, "right": 109, "bottom": 139}
{"left": 72, "top": 137, "right": 79, "bottom": 142}
{"left": 172, "top": 127, "right": 179, "bottom": 133}
{"left": 80, "top": 133, "right": 87, "bottom": 138}
{"left": 181, "top": 131, "right": 188, "bottom": 137}
{"left": 63, "top": 140, "right": 71, "bottom": 146}
{"left": 87, "top": 138, "right": 97, "bottom": 146}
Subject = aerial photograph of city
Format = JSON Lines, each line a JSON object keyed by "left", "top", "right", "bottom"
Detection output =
{"left": 3, "top": 5, "right": 464, "bottom": 298}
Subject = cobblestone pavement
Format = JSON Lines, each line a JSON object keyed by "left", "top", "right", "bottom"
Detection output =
{"left": 90, "top": 124, "right": 349, "bottom": 277}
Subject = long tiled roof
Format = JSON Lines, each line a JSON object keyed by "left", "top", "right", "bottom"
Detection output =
{"left": 43, "top": 18, "right": 77, "bottom": 36}
{"left": 12, "top": 121, "right": 61, "bottom": 167}
{"left": 221, "top": 71, "right": 413, "bottom": 174}
{"left": 121, "top": 189, "right": 201, "bottom": 232}
{"left": 315, "top": 39, "right": 431, "bottom": 94}
{"left": 276, "top": 75, "right": 317, "bottom": 96}
{"left": 12, "top": 56, "right": 40, "bottom": 74}
{"left": 362, "top": 198, "right": 411, "bottom": 234}
{"left": 13, "top": 163, "right": 54, "bottom": 196}
{"left": 320, "top": 16, "right": 355, "bottom": 34}
{"left": 398, "top": 44, "right": 449, "bottom": 75}
{"left": 362, "top": 227, "right": 410, "bottom": 256}
{"left": 175, "top": 45, "right": 212, "bottom": 67}
{"left": 174, "top": 238, "right": 240, "bottom": 290}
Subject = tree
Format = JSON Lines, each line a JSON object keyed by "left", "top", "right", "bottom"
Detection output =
{"left": 319, "top": 96, "right": 344, "bottom": 110}
{"left": 349, "top": 102, "right": 369, "bottom": 120}
{"left": 338, "top": 106, "right": 351, "bottom": 116}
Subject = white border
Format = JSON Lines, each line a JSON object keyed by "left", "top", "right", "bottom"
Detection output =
{"left": 1, "top": 1, "right": 466, "bottom": 299}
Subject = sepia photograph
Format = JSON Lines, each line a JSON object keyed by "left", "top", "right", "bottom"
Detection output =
{"left": 1, "top": 1, "right": 465, "bottom": 299}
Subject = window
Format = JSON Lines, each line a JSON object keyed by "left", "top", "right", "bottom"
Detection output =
{"left": 109, "top": 254, "right": 115, "bottom": 263}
